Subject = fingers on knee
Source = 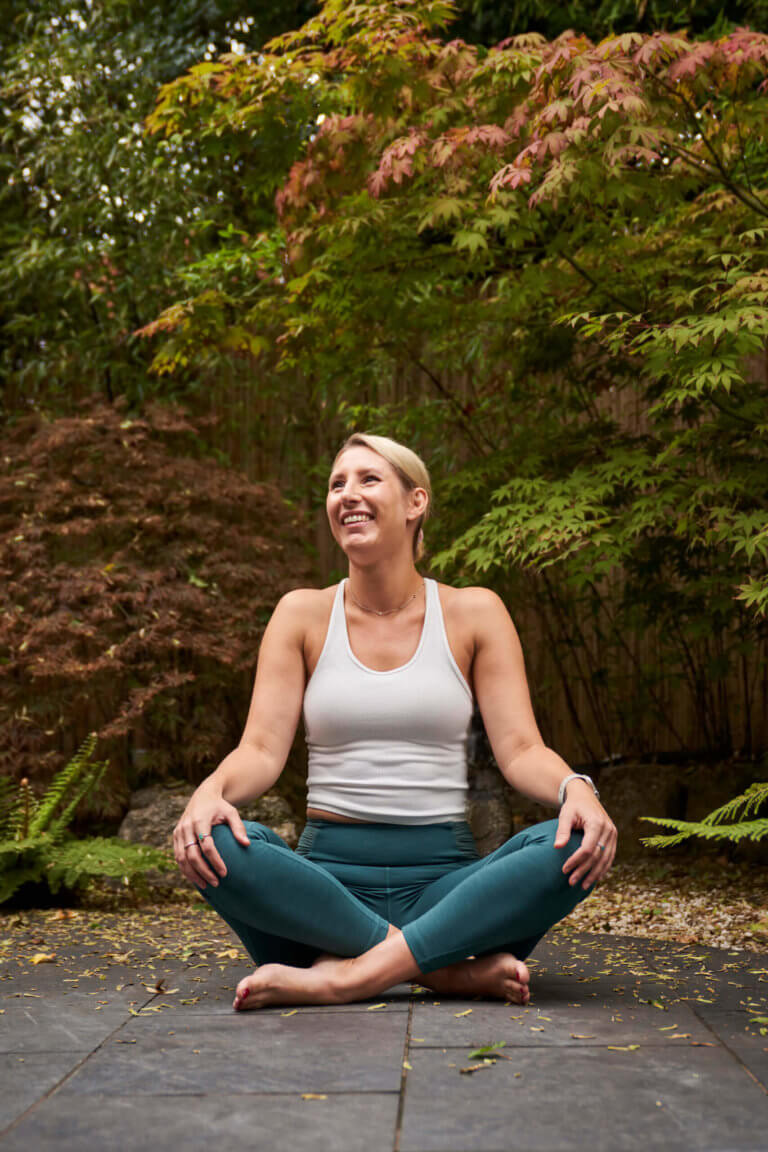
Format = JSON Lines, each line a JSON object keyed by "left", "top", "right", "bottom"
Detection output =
{"left": 553, "top": 828, "right": 584, "bottom": 854}
{"left": 208, "top": 823, "right": 242, "bottom": 862}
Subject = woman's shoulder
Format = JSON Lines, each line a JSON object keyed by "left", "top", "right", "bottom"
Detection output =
{"left": 273, "top": 584, "right": 340, "bottom": 626}
{"left": 433, "top": 581, "right": 512, "bottom": 643}
{"left": 433, "top": 580, "right": 507, "bottom": 614}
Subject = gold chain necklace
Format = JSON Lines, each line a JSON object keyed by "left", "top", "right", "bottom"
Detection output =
{"left": 347, "top": 579, "right": 424, "bottom": 617}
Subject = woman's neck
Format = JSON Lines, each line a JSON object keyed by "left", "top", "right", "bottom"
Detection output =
{"left": 346, "top": 560, "right": 423, "bottom": 615}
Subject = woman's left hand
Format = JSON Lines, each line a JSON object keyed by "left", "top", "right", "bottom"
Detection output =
{"left": 553, "top": 785, "right": 618, "bottom": 890}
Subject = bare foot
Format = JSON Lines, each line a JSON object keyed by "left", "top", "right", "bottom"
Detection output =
{"left": 232, "top": 927, "right": 408, "bottom": 1011}
{"left": 418, "top": 953, "right": 531, "bottom": 1004}
{"left": 233, "top": 957, "right": 355, "bottom": 1010}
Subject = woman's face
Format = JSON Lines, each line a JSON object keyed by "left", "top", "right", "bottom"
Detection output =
{"left": 326, "top": 445, "right": 425, "bottom": 558}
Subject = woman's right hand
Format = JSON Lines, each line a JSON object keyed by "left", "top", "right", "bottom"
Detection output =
{"left": 173, "top": 783, "right": 251, "bottom": 890}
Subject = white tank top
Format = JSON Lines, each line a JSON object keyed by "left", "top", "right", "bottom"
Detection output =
{"left": 303, "top": 578, "right": 474, "bottom": 824}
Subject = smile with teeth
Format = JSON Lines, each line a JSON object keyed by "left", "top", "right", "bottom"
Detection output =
{"left": 342, "top": 513, "right": 374, "bottom": 525}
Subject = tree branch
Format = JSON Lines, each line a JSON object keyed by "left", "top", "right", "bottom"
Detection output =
{"left": 653, "top": 76, "right": 768, "bottom": 218}
{"left": 375, "top": 337, "right": 495, "bottom": 456}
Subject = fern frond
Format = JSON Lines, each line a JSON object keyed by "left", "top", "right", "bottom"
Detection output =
{"left": 639, "top": 781, "right": 768, "bottom": 851}
{"left": 639, "top": 832, "right": 688, "bottom": 849}
{"left": 700, "top": 781, "right": 768, "bottom": 826}
{"left": 0, "top": 777, "right": 20, "bottom": 837}
{"left": 1, "top": 777, "right": 42, "bottom": 841}
{"left": 42, "top": 836, "right": 175, "bottom": 895}
{"left": 28, "top": 734, "right": 105, "bottom": 836}
{"left": 48, "top": 758, "right": 109, "bottom": 839}
{"left": 0, "top": 860, "right": 48, "bottom": 905}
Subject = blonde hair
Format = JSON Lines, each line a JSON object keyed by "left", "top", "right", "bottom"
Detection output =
{"left": 333, "top": 433, "right": 432, "bottom": 562}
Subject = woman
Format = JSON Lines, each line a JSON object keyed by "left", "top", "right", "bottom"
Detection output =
{"left": 173, "top": 433, "right": 617, "bottom": 1011}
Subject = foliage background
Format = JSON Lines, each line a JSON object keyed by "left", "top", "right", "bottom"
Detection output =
{"left": 0, "top": 398, "right": 312, "bottom": 826}
{"left": 2, "top": 0, "right": 767, "bottom": 828}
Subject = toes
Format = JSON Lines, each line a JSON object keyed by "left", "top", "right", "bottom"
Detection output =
{"left": 233, "top": 987, "right": 251, "bottom": 1009}
{"left": 514, "top": 962, "right": 530, "bottom": 988}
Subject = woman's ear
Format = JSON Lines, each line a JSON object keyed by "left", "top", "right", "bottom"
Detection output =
{"left": 408, "top": 486, "right": 429, "bottom": 520}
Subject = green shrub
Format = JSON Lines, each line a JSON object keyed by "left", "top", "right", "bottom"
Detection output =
{"left": 639, "top": 781, "right": 768, "bottom": 850}
{"left": 0, "top": 733, "right": 176, "bottom": 905}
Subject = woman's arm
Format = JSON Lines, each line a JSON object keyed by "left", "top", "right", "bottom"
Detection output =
{"left": 468, "top": 586, "right": 617, "bottom": 887}
{"left": 173, "top": 590, "right": 310, "bottom": 890}
{"left": 205, "top": 589, "right": 311, "bottom": 805}
{"left": 468, "top": 587, "right": 573, "bottom": 805}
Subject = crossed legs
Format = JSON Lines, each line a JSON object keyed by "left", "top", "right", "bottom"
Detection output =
{"left": 196, "top": 818, "right": 592, "bottom": 1010}
{"left": 232, "top": 925, "right": 532, "bottom": 1010}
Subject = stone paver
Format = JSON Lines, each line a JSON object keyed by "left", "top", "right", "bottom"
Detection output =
{"left": 399, "top": 1047, "right": 766, "bottom": 1152}
{"left": 1, "top": 924, "right": 766, "bottom": 1150}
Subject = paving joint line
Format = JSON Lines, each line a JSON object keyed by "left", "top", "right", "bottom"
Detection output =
{"left": 691, "top": 1004, "right": 768, "bottom": 1096}
{"left": 0, "top": 986, "right": 160, "bottom": 1141}
{"left": 393, "top": 990, "right": 415, "bottom": 1152}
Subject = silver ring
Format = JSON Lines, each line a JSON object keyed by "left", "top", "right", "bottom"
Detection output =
{"left": 198, "top": 832, "right": 211, "bottom": 842}
{"left": 183, "top": 841, "right": 197, "bottom": 849}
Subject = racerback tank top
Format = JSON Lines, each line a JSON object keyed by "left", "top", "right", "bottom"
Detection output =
{"left": 303, "top": 577, "right": 474, "bottom": 824}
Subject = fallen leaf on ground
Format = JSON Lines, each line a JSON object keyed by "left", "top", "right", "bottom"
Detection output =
{"left": 469, "top": 1043, "right": 507, "bottom": 1058}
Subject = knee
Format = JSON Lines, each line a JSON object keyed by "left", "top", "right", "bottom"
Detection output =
{"left": 524, "top": 818, "right": 584, "bottom": 858}
{"left": 196, "top": 824, "right": 242, "bottom": 881}
{"left": 207, "top": 820, "right": 289, "bottom": 861}
{"left": 541, "top": 822, "right": 590, "bottom": 893}
{"left": 557, "top": 827, "right": 586, "bottom": 856}
{"left": 207, "top": 822, "right": 240, "bottom": 855}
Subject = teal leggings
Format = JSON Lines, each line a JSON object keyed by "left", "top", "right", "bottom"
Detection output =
{"left": 195, "top": 817, "right": 593, "bottom": 975}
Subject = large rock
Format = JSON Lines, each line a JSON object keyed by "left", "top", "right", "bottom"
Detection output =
{"left": 117, "top": 780, "right": 300, "bottom": 892}
{"left": 119, "top": 781, "right": 299, "bottom": 848}
{"left": 467, "top": 757, "right": 768, "bottom": 864}
{"left": 118, "top": 781, "right": 192, "bottom": 851}
{"left": 466, "top": 762, "right": 514, "bottom": 856}
{"left": 465, "top": 711, "right": 767, "bottom": 863}
{"left": 597, "top": 759, "right": 768, "bottom": 863}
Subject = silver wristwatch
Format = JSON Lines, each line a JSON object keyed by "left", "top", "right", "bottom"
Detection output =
{"left": 558, "top": 773, "right": 600, "bottom": 807}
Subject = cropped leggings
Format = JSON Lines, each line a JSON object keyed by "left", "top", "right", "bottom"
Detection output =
{"left": 194, "top": 816, "right": 595, "bottom": 975}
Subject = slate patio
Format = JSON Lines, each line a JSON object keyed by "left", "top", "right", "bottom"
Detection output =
{"left": 1, "top": 917, "right": 767, "bottom": 1151}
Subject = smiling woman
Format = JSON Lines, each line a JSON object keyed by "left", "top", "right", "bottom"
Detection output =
{"left": 327, "top": 432, "right": 431, "bottom": 565}
{"left": 172, "top": 432, "right": 618, "bottom": 1011}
